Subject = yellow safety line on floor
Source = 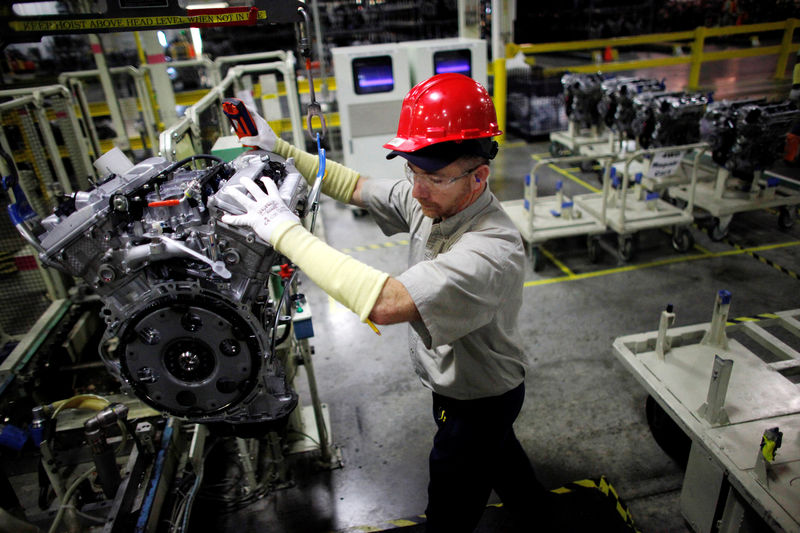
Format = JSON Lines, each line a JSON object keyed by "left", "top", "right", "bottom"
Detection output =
{"left": 530, "top": 154, "right": 603, "bottom": 194}
{"left": 693, "top": 222, "right": 800, "bottom": 280}
{"left": 524, "top": 240, "right": 800, "bottom": 287}
{"left": 728, "top": 313, "right": 780, "bottom": 324}
{"left": 546, "top": 163, "right": 602, "bottom": 193}
{"left": 693, "top": 242, "right": 713, "bottom": 255}
{"left": 539, "top": 246, "right": 575, "bottom": 276}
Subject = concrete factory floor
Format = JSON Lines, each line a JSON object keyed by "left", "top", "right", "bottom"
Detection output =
{"left": 203, "top": 55, "right": 800, "bottom": 532}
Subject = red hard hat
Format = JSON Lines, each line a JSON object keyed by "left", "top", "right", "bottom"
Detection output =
{"left": 383, "top": 73, "right": 502, "bottom": 153}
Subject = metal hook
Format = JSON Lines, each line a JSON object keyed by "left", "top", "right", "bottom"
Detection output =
{"left": 297, "top": 6, "right": 327, "bottom": 141}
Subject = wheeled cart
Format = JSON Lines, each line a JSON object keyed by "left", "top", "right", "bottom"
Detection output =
{"left": 613, "top": 291, "right": 800, "bottom": 533}
{"left": 549, "top": 121, "right": 612, "bottom": 158}
{"left": 502, "top": 154, "right": 616, "bottom": 271}
{"left": 574, "top": 144, "right": 707, "bottom": 262}
{"left": 668, "top": 166, "right": 800, "bottom": 241}
{"left": 609, "top": 143, "right": 718, "bottom": 193}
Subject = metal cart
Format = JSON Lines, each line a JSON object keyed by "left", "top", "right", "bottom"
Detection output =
{"left": 610, "top": 143, "right": 718, "bottom": 193}
{"left": 573, "top": 144, "right": 707, "bottom": 262}
{"left": 549, "top": 121, "right": 613, "bottom": 158}
{"left": 613, "top": 291, "right": 800, "bottom": 533}
{"left": 668, "top": 166, "right": 800, "bottom": 241}
{"left": 502, "top": 154, "right": 617, "bottom": 271}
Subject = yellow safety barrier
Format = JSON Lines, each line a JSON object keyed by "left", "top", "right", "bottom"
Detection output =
{"left": 495, "top": 18, "right": 799, "bottom": 141}
{"left": 506, "top": 18, "right": 799, "bottom": 89}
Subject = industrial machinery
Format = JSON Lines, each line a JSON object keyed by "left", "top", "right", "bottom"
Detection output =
{"left": 0, "top": 146, "right": 325, "bottom": 531}
{"left": 630, "top": 91, "right": 711, "bottom": 149}
{"left": 25, "top": 151, "right": 307, "bottom": 428}
{"left": 0, "top": 2, "right": 341, "bottom": 531}
{"left": 613, "top": 292, "right": 800, "bottom": 532}
{"left": 562, "top": 73, "right": 606, "bottom": 129}
{"left": 669, "top": 98, "right": 800, "bottom": 239}
{"left": 699, "top": 98, "right": 770, "bottom": 169}
{"left": 597, "top": 77, "right": 666, "bottom": 142}
{"left": 701, "top": 99, "right": 799, "bottom": 176}
{"left": 549, "top": 73, "right": 614, "bottom": 158}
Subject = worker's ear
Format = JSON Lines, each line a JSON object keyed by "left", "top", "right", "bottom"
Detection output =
{"left": 471, "top": 164, "right": 490, "bottom": 191}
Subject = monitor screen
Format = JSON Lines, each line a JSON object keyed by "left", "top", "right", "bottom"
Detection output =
{"left": 433, "top": 49, "right": 472, "bottom": 77}
{"left": 352, "top": 56, "right": 394, "bottom": 95}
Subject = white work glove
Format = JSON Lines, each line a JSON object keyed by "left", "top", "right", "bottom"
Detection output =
{"left": 239, "top": 106, "right": 278, "bottom": 152}
{"left": 220, "top": 174, "right": 299, "bottom": 245}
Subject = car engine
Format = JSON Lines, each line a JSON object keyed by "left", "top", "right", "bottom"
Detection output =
{"left": 700, "top": 99, "right": 800, "bottom": 175}
{"left": 24, "top": 151, "right": 308, "bottom": 429}
{"left": 562, "top": 73, "right": 606, "bottom": 128}
{"left": 597, "top": 77, "right": 665, "bottom": 138}
{"left": 631, "top": 91, "right": 711, "bottom": 148}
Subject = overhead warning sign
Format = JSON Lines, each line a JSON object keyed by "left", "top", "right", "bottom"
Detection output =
{"left": 9, "top": 9, "right": 266, "bottom": 33}
{"left": 2, "top": 1, "right": 305, "bottom": 44}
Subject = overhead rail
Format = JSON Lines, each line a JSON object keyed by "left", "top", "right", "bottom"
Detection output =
{"left": 505, "top": 18, "right": 799, "bottom": 90}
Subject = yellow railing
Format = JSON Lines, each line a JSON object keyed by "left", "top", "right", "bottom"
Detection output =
{"left": 493, "top": 18, "right": 799, "bottom": 142}
{"left": 506, "top": 18, "right": 799, "bottom": 89}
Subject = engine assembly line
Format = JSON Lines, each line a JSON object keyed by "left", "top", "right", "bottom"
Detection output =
{"left": 0, "top": 2, "right": 798, "bottom": 533}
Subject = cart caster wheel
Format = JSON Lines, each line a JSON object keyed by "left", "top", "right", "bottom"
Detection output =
{"left": 587, "top": 236, "right": 601, "bottom": 263}
{"left": 709, "top": 218, "right": 729, "bottom": 241}
{"left": 618, "top": 235, "right": 635, "bottom": 262}
{"left": 549, "top": 141, "right": 563, "bottom": 157}
{"left": 671, "top": 226, "right": 694, "bottom": 253}
{"left": 579, "top": 159, "right": 596, "bottom": 172}
{"left": 778, "top": 206, "right": 797, "bottom": 230}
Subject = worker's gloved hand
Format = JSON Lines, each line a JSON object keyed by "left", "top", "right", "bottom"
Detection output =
{"left": 239, "top": 106, "right": 278, "bottom": 152}
{"left": 220, "top": 173, "right": 299, "bottom": 244}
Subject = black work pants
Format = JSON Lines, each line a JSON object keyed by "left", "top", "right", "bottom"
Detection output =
{"left": 425, "top": 383, "right": 549, "bottom": 532}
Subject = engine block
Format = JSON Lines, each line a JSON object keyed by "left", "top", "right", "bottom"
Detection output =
{"left": 29, "top": 151, "right": 308, "bottom": 427}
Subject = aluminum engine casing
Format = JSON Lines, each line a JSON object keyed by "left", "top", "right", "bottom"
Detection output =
{"left": 33, "top": 151, "right": 307, "bottom": 426}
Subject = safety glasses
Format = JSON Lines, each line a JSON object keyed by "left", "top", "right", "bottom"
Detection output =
{"left": 404, "top": 163, "right": 481, "bottom": 190}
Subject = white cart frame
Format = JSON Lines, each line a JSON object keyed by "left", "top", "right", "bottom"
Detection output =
{"left": 613, "top": 301, "right": 800, "bottom": 533}
{"left": 574, "top": 143, "right": 708, "bottom": 261}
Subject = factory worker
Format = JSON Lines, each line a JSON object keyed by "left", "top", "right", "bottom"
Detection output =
{"left": 220, "top": 73, "right": 553, "bottom": 532}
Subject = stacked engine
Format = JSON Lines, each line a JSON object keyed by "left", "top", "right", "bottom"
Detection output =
{"left": 28, "top": 151, "right": 308, "bottom": 428}
{"left": 700, "top": 99, "right": 800, "bottom": 174}
{"left": 597, "top": 77, "right": 665, "bottom": 138}
{"left": 631, "top": 91, "right": 711, "bottom": 148}
{"left": 562, "top": 73, "right": 606, "bottom": 128}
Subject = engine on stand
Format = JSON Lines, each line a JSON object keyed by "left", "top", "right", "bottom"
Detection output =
{"left": 631, "top": 91, "right": 712, "bottom": 148}
{"left": 30, "top": 151, "right": 307, "bottom": 429}
{"left": 597, "top": 77, "right": 665, "bottom": 140}
{"left": 701, "top": 99, "right": 800, "bottom": 175}
{"left": 2, "top": 148, "right": 323, "bottom": 532}
{"left": 562, "top": 73, "right": 606, "bottom": 129}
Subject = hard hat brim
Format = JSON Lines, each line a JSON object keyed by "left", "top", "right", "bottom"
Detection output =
{"left": 386, "top": 139, "right": 499, "bottom": 172}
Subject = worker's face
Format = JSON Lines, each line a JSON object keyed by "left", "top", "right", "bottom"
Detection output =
{"left": 406, "top": 160, "right": 488, "bottom": 220}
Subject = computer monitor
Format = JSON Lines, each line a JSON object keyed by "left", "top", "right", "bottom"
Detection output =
{"left": 352, "top": 56, "right": 395, "bottom": 95}
{"left": 433, "top": 49, "right": 472, "bottom": 77}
